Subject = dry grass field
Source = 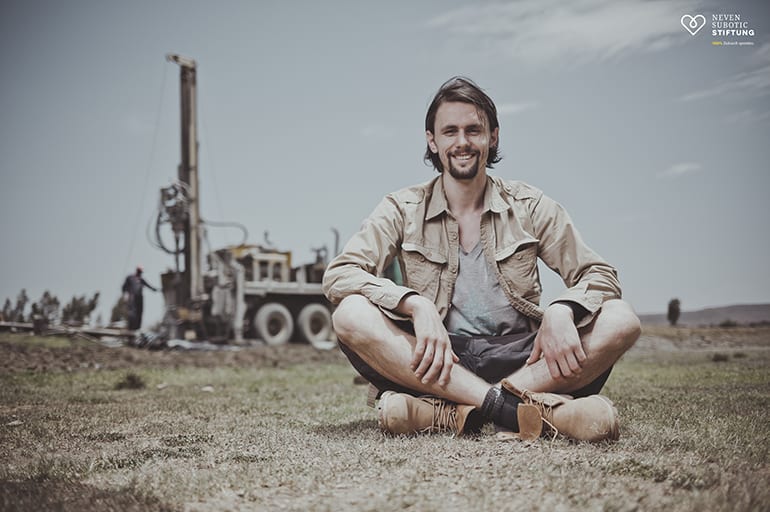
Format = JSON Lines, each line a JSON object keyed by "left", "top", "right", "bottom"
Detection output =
{"left": 1, "top": 326, "right": 768, "bottom": 511}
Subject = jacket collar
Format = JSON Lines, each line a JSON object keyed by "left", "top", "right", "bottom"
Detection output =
{"left": 425, "top": 174, "right": 510, "bottom": 220}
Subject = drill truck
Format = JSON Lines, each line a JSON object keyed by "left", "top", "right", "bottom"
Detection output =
{"left": 156, "top": 54, "right": 336, "bottom": 348}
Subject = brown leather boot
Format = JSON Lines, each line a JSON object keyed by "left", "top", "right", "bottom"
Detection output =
{"left": 377, "top": 391, "right": 482, "bottom": 436}
{"left": 501, "top": 379, "right": 620, "bottom": 442}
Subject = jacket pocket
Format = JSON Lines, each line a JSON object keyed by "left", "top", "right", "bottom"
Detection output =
{"left": 495, "top": 238, "right": 541, "bottom": 299}
{"left": 400, "top": 242, "right": 447, "bottom": 302}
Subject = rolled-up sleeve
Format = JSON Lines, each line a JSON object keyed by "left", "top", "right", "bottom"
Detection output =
{"left": 530, "top": 192, "right": 622, "bottom": 327}
{"left": 322, "top": 195, "right": 416, "bottom": 314}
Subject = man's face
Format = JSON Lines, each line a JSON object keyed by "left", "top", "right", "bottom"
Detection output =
{"left": 426, "top": 101, "right": 498, "bottom": 180}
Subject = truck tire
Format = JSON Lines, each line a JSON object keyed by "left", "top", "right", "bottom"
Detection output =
{"left": 255, "top": 303, "right": 294, "bottom": 345}
{"left": 297, "top": 303, "right": 335, "bottom": 350}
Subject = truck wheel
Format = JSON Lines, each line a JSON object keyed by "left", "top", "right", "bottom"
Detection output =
{"left": 297, "top": 303, "right": 335, "bottom": 350}
{"left": 255, "top": 303, "right": 294, "bottom": 345}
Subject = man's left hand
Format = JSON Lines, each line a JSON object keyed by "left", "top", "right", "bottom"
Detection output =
{"left": 526, "top": 303, "right": 586, "bottom": 379}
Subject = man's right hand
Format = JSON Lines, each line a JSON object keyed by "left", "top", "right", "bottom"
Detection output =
{"left": 398, "top": 294, "right": 458, "bottom": 387}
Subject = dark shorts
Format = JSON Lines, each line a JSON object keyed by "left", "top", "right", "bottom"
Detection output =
{"left": 339, "top": 328, "right": 611, "bottom": 399}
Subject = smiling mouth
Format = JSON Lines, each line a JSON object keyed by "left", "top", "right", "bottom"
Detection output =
{"left": 451, "top": 152, "right": 477, "bottom": 163}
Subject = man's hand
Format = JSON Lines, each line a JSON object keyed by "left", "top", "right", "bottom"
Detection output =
{"left": 527, "top": 303, "right": 586, "bottom": 380}
{"left": 398, "top": 294, "right": 458, "bottom": 387}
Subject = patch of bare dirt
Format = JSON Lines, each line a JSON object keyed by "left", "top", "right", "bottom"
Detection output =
{"left": 3, "top": 325, "right": 768, "bottom": 374}
{"left": 0, "top": 336, "right": 346, "bottom": 374}
{"left": 631, "top": 325, "right": 770, "bottom": 354}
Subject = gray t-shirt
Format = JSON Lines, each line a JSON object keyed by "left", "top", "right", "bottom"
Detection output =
{"left": 445, "top": 243, "right": 529, "bottom": 336}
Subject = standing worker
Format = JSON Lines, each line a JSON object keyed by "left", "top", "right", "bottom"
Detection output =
{"left": 122, "top": 266, "right": 158, "bottom": 330}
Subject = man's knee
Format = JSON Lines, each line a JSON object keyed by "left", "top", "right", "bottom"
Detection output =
{"left": 331, "top": 294, "right": 378, "bottom": 343}
{"left": 597, "top": 299, "right": 641, "bottom": 352}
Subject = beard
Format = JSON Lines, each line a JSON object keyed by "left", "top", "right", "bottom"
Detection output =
{"left": 446, "top": 153, "right": 480, "bottom": 180}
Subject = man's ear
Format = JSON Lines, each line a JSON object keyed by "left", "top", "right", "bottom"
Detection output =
{"left": 490, "top": 127, "right": 499, "bottom": 150}
{"left": 426, "top": 131, "right": 438, "bottom": 153}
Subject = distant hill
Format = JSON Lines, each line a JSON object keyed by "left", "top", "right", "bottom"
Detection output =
{"left": 638, "top": 303, "right": 770, "bottom": 326}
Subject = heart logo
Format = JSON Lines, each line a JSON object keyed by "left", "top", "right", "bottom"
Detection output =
{"left": 681, "top": 14, "right": 706, "bottom": 36}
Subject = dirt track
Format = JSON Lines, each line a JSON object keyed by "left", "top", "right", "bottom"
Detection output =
{"left": 2, "top": 325, "right": 768, "bottom": 375}
{"left": 0, "top": 335, "right": 346, "bottom": 374}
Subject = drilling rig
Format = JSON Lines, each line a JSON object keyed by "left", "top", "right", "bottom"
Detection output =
{"left": 155, "top": 54, "right": 335, "bottom": 348}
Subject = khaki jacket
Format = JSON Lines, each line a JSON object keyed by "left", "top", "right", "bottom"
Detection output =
{"left": 322, "top": 175, "right": 621, "bottom": 327}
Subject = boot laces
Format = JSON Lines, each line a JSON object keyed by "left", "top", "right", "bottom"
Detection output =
{"left": 422, "top": 398, "right": 458, "bottom": 434}
{"left": 523, "top": 391, "right": 559, "bottom": 440}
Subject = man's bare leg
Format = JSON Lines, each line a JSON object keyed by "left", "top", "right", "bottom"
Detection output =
{"left": 334, "top": 295, "right": 640, "bottom": 439}
{"left": 335, "top": 296, "right": 640, "bottom": 399}
{"left": 332, "top": 294, "right": 490, "bottom": 407}
{"left": 504, "top": 299, "right": 641, "bottom": 394}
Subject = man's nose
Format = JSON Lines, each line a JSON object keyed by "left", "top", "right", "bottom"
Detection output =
{"left": 456, "top": 130, "right": 469, "bottom": 146}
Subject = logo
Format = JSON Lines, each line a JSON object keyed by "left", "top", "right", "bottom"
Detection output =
{"left": 681, "top": 14, "right": 706, "bottom": 35}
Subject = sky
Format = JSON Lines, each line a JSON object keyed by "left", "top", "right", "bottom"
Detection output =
{"left": 1, "top": 0, "right": 769, "bottom": 326}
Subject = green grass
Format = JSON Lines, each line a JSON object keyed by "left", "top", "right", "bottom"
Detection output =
{"left": 1, "top": 336, "right": 769, "bottom": 511}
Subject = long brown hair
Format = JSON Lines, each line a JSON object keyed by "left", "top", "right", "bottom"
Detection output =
{"left": 424, "top": 76, "right": 502, "bottom": 172}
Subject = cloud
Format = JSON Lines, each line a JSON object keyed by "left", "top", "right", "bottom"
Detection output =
{"left": 496, "top": 101, "right": 539, "bottom": 116}
{"left": 753, "top": 42, "right": 770, "bottom": 63}
{"left": 725, "top": 109, "right": 770, "bottom": 125}
{"left": 680, "top": 44, "right": 770, "bottom": 103}
{"left": 680, "top": 64, "right": 770, "bottom": 102}
{"left": 658, "top": 162, "right": 702, "bottom": 178}
{"left": 426, "top": 0, "right": 704, "bottom": 65}
{"left": 678, "top": 40, "right": 770, "bottom": 119}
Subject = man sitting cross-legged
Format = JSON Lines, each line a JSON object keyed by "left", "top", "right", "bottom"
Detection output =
{"left": 322, "top": 77, "right": 640, "bottom": 442}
